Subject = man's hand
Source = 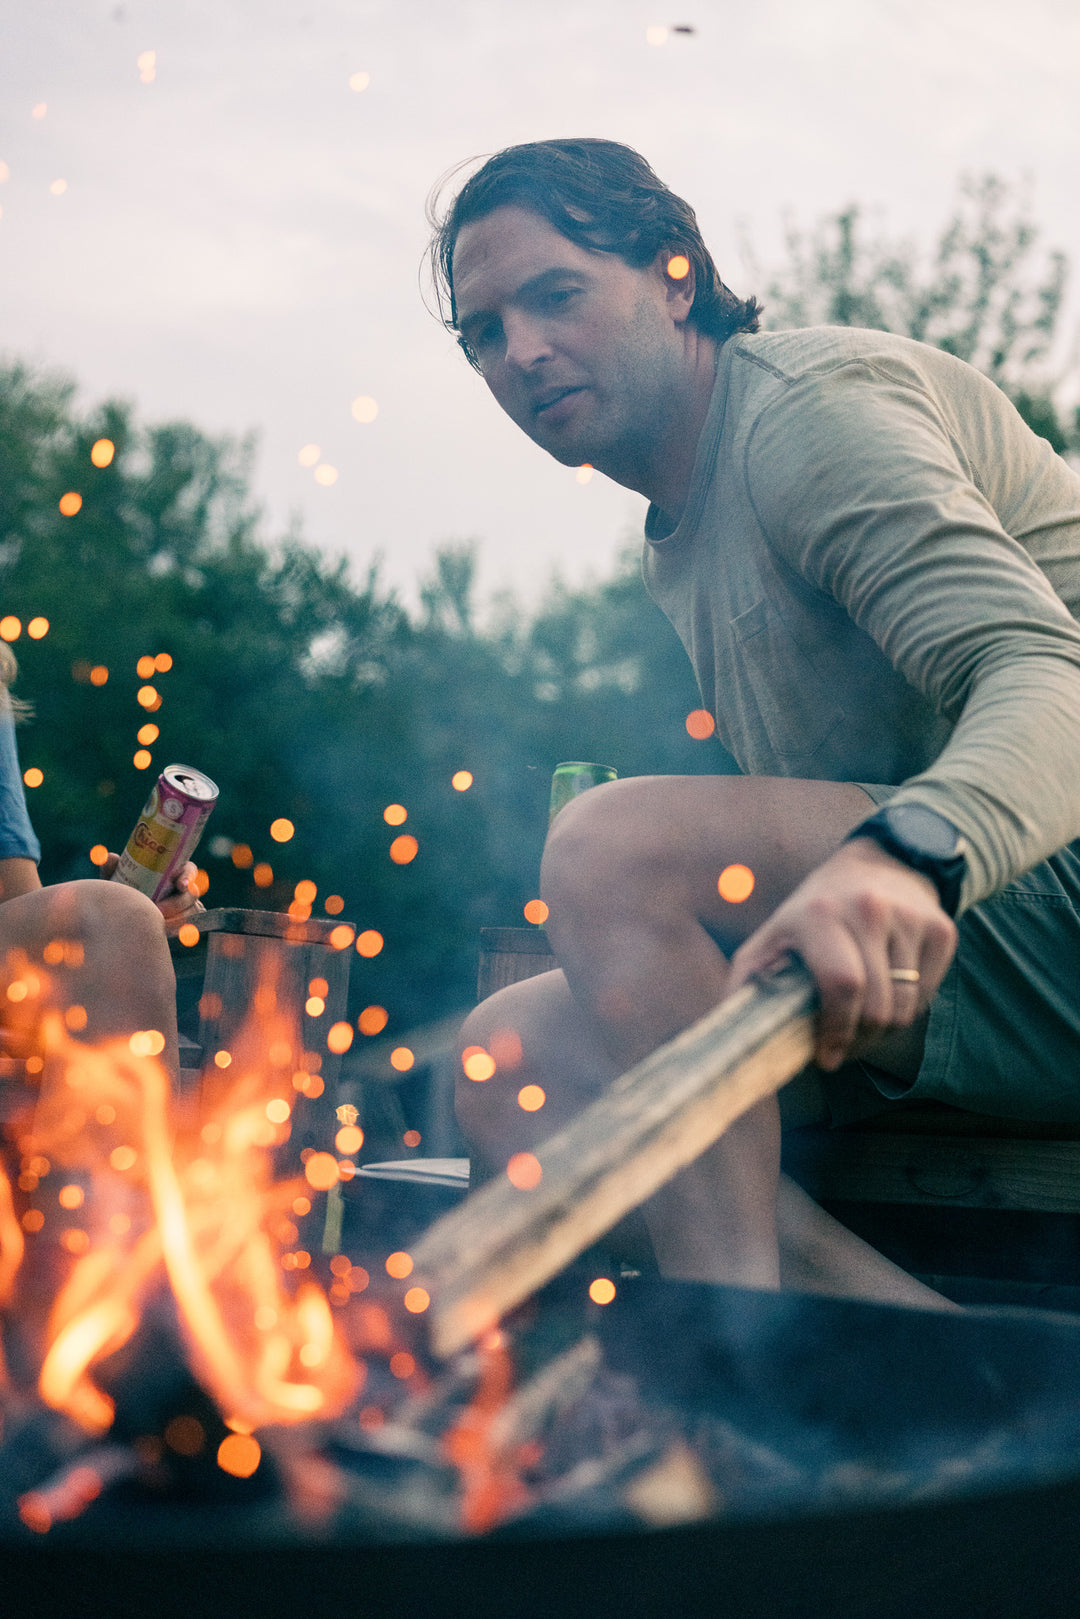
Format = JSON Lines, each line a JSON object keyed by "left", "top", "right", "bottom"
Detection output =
{"left": 724, "top": 838, "right": 958, "bottom": 1071}
{"left": 99, "top": 854, "right": 204, "bottom": 931}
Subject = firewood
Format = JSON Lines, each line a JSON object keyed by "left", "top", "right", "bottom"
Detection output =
{"left": 413, "top": 962, "right": 817, "bottom": 1358}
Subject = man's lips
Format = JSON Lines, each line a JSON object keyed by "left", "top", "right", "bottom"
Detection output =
{"left": 533, "top": 386, "right": 585, "bottom": 421}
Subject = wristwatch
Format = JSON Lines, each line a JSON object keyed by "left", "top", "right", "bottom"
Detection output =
{"left": 846, "top": 803, "right": 967, "bottom": 917}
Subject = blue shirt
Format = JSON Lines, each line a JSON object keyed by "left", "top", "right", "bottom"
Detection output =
{"left": 0, "top": 708, "right": 41, "bottom": 862}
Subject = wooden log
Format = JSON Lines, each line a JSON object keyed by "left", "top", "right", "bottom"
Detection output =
{"left": 412, "top": 961, "right": 817, "bottom": 1359}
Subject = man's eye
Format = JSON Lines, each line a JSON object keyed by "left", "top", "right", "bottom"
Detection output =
{"left": 544, "top": 289, "right": 578, "bottom": 308}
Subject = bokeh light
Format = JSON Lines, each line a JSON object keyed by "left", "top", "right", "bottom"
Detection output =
{"left": 462, "top": 1046, "right": 495, "bottom": 1082}
{"left": 666, "top": 254, "right": 690, "bottom": 279}
{"left": 403, "top": 1129, "right": 421, "bottom": 1147}
{"left": 253, "top": 862, "right": 273, "bottom": 887}
{"left": 136, "top": 655, "right": 156, "bottom": 678}
{"left": 589, "top": 1277, "right": 617, "bottom": 1305}
{"left": 328, "top": 923, "right": 354, "bottom": 949}
{"left": 718, "top": 863, "right": 755, "bottom": 903}
{"left": 385, "top": 1251, "right": 413, "bottom": 1279}
{"left": 231, "top": 843, "right": 253, "bottom": 868}
{"left": 136, "top": 684, "right": 159, "bottom": 708}
{"left": 298, "top": 443, "right": 320, "bottom": 467}
{"left": 178, "top": 923, "right": 199, "bottom": 947}
{"left": 27, "top": 617, "right": 48, "bottom": 638}
{"left": 686, "top": 709, "right": 716, "bottom": 739}
{"left": 22, "top": 767, "right": 43, "bottom": 788}
{"left": 294, "top": 879, "right": 317, "bottom": 904}
{"left": 313, "top": 463, "right": 338, "bottom": 485}
{"left": 154, "top": 652, "right": 173, "bottom": 672}
{"left": 270, "top": 818, "right": 294, "bottom": 842}
{"left": 335, "top": 1124, "right": 363, "bottom": 1154}
{"left": 517, "top": 1084, "right": 546, "bottom": 1112}
{"left": 348, "top": 70, "right": 370, "bottom": 91}
{"left": 304, "top": 1152, "right": 339, "bottom": 1190}
{"left": 383, "top": 803, "right": 407, "bottom": 825}
{"left": 358, "top": 1005, "right": 388, "bottom": 1036}
{"left": 0, "top": 617, "right": 20, "bottom": 641}
{"left": 90, "top": 438, "right": 115, "bottom": 467}
{"left": 90, "top": 666, "right": 109, "bottom": 686}
{"left": 389, "top": 835, "right": 418, "bottom": 865}
{"left": 389, "top": 1046, "right": 414, "bottom": 1072}
{"left": 58, "top": 492, "right": 81, "bottom": 516}
{"left": 356, "top": 930, "right": 383, "bottom": 957}
{"left": 137, "top": 723, "right": 159, "bottom": 745}
{"left": 133, "top": 749, "right": 152, "bottom": 769}
{"left": 89, "top": 844, "right": 108, "bottom": 866}
{"left": 506, "top": 1152, "right": 543, "bottom": 1190}
{"left": 576, "top": 464, "right": 594, "bottom": 484}
{"left": 49, "top": 179, "right": 67, "bottom": 196}
{"left": 325, "top": 894, "right": 345, "bottom": 914}
{"left": 451, "top": 770, "right": 473, "bottom": 791}
{"left": 523, "top": 899, "right": 549, "bottom": 925}
{"left": 403, "top": 1287, "right": 429, "bottom": 1314}
{"left": 327, "top": 1021, "right": 354, "bottom": 1054}
{"left": 217, "top": 1435, "right": 260, "bottom": 1478}
{"left": 351, "top": 395, "right": 378, "bottom": 423}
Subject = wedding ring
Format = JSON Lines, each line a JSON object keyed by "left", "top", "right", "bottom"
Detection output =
{"left": 888, "top": 967, "right": 921, "bottom": 983}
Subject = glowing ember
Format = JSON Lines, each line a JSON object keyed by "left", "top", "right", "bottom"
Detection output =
{"left": 506, "top": 1152, "right": 542, "bottom": 1190}
{"left": 718, "top": 864, "right": 755, "bottom": 903}
{"left": 685, "top": 709, "right": 716, "bottom": 740}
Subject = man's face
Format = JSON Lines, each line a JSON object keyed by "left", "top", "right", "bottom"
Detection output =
{"left": 451, "top": 205, "right": 690, "bottom": 470}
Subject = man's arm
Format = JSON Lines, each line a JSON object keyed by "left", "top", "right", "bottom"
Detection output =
{"left": 729, "top": 361, "right": 1080, "bottom": 1064}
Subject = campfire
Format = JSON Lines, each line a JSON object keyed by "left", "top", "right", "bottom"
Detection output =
{"left": 7, "top": 936, "right": 1080, "bottom": 1571}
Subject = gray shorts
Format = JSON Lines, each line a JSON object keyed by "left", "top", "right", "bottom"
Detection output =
{"left": 800, "top": 783, "right": 1080, "bottom": 1127}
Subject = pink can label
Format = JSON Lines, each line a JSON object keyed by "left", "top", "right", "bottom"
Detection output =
{"left": 111, "top": 765, "right": 218, "bottom": 903}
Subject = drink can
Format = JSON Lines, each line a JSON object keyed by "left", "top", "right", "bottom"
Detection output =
{"left": 548, "top": 761, "right": 618, "bottom": 825}
{"left": 111, "top": 764, "right": 219, "bottom": 903}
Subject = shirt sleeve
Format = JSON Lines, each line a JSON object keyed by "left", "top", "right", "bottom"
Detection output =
{"left": 0, "top": 707, "right": 42, "bottom": 863}
{"left": 743, "top": 362, "right": 1080, "bottom": 911}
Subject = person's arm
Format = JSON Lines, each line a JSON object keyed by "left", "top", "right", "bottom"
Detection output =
{"left": 0, "top": 856, "right": 42, "bottom": 903}
{"left": 727, "top": 362, "right": 1080, "bottom": 1066}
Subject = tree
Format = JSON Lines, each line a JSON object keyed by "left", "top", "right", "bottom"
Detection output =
{"left": 746, "top": 175, "right": 1079, "bottom": 454}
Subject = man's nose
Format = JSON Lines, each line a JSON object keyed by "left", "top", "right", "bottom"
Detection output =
{"left": 502, "top": 313, "right": 552, "bottom": 372}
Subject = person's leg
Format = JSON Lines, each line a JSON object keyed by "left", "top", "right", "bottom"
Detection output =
{"left": 0, "top": 880, "right": 180, "bottom": 1078}
{"left": 457, "top": 963, "right": 951, "bottom": 1308}
{"left": 459, "top": 774, "right": 938, "bottom": 1299}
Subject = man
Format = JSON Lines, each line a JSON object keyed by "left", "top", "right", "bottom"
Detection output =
{"left": 430, "top": 139, "right": 1080, "bottom": 1304}
{"left": 0, "top": 641, "right": 197, "bottom": 1083}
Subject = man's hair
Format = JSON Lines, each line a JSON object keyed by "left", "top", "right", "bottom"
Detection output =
{"left": 427, "top": 138, "right": 763, "bottom": 370}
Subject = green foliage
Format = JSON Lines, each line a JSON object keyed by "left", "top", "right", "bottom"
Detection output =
{"left": 750, "top": 175, "right": 1078, "bottom": 454}
{"left": 0, "top": 362, "right": 724, "bottom": 1029}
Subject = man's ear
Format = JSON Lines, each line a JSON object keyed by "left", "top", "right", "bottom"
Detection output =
{"left": 652, "top": 248, "right": 696, "bottom": 324}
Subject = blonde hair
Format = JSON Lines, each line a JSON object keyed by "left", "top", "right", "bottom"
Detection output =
{"left": 0, "top": 641, "right": 31, "bottom": 720}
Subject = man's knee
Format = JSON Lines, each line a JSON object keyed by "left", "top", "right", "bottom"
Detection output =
{"left": 45, "top": 879, "right": 167, "bottom": 952}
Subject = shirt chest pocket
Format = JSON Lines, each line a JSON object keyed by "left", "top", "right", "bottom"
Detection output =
{"left": 728, "top": 599, "right": 846, "bottom": 766}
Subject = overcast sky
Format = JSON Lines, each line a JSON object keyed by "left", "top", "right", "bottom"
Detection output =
{"left": 3, "top": 0, "right": 1079, "bottom": 609}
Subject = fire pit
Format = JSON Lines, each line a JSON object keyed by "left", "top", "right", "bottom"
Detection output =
{"left": 5, "top": 939, "right": 1080, "bottom": 1618}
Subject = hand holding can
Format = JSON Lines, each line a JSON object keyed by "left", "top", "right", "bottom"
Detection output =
{"left": 110, "top": 765, "right": 219, "bottom": 906}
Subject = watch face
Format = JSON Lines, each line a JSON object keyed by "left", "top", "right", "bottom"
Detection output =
{"left": 884, "top": 804, "right": 963, "bottom": 859}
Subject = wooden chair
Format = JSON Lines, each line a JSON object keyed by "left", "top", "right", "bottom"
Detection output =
{"left": 478, "top": 926, "right": 1080, "bottom": 1312}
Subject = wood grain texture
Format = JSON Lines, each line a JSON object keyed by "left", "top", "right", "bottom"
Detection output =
{"left": 414, "top": 962, "right": 817, "bottom": 1358}
{"left": 785, "top": 1129, "right": 1080, "bottom": 1211}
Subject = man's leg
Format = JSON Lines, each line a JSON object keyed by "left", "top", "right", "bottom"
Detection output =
{"left": 0, "top": 880, "right": 180, "bottom": 1078}
{"left": 458, "top": 775, "right": 939, "bottom": 1302}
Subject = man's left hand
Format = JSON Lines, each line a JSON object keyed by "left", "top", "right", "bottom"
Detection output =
{"left": 724, "top": 837, "right": 958, "bottom": 1071}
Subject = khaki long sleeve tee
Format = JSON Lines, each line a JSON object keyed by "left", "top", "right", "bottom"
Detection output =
{"left": 642, "top": 326, "right": 1080, "bottom": 913}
